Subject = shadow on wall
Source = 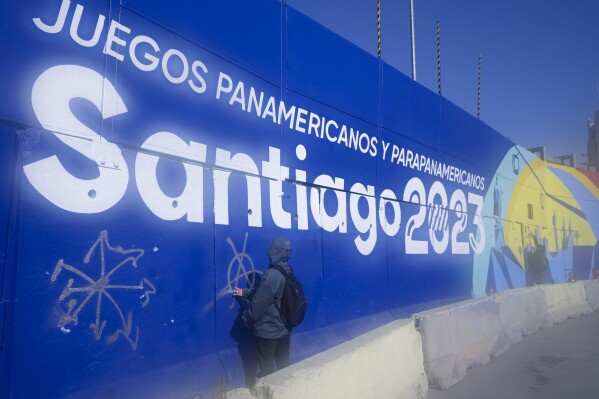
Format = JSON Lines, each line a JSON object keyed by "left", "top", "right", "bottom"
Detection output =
{"left": 229, "top": 274, "right": 262, "bottom": 388}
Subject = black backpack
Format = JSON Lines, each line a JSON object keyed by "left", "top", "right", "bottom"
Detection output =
{"left": 271, "top": 265, "right": 307, "bottom": 329}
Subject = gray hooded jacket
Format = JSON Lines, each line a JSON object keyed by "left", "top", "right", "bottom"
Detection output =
{"left": 243, "top": 238, "right": 291, "bottom": 339}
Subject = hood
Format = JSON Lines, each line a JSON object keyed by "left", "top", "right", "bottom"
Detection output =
{"left": 268, "top": 237, "right": 291, "bottom": 267}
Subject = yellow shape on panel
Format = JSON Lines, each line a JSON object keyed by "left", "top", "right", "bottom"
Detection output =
{"left": 503, "top": 158, "right": 597, "bottom": 269}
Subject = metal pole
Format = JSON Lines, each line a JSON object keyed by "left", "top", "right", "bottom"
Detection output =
{"left": 410, "top": 0, "right": 417, "bottom": 80}
{"left": 436, "top": 21, "right": 441, "bottom": 95}
{"left": 377, "top": 0, "right": 381, "bottom": 58}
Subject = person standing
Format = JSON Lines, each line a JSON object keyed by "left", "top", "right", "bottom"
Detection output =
{"left": 530, "top": 234, "right": 549, "bottom": 285}
{"left": 233, "top": 237, "right": 292, "bottom": 378}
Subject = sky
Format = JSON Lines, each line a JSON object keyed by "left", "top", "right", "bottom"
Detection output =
{"left": 287, "top": 0, "right": 599, "bottom": 166}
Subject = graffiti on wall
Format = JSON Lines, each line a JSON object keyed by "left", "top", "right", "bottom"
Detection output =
{"left": 51, "top": 230, "right": 156, "bottom": 350}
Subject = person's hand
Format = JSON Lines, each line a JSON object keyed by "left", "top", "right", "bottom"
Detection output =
{"left": 233, "top": 288, "right": 244, "bottom": 297}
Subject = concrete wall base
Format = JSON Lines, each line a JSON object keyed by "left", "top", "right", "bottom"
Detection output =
{"left": 414, "top": 297, "right": 509, "bottom": 390}
{"left": 228, "top": 319, "right": 427, "bottom": 399}
{"left": 494, "top": 286, "right": 553, "bottom": 344}
{"left": 584, "top": 280, "right": 599, "bottom": 311}
{"left": 540, "top": 282, "right": 593, "bottom": 322}
{"left": 227, "top": 281, "right": 599, "bottom": 398}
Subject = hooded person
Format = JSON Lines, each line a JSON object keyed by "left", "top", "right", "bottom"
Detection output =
{"left": 233, "top": 237, "right": 292, "bottom": 377}
{"left": 529, "top": 234, "right": 549, "bottom": 285}
{"left": 530, "top": 244, "right": 549, "bottom": 285}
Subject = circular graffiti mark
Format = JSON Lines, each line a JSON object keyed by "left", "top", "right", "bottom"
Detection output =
{"left": 224, "top": 233, "right": 261, "bottom": 309}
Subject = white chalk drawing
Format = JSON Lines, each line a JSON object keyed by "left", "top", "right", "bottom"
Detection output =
{"left": 51, "top": 230, "right": 156, "bottom": 350}
{"left": 214, "top": 232, "right": 261, "bottom": 309}
{"left": 201, "top": 232, "right": 262, "bottom": 314}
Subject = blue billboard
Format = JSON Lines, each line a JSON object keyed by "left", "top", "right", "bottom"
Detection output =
{"left": 0, "top": 1, "right": 598, "bottom": 397}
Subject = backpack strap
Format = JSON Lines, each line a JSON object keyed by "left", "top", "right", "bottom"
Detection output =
{"left": 271, "top": 264, "right": 290, "bottom": 280}
{"left": 270, "top": 264, "right": 291, "bottom": 328}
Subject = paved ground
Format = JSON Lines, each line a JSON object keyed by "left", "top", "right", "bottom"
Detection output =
{"left": 427, "top": 312, "right": 599, "bottom": 399}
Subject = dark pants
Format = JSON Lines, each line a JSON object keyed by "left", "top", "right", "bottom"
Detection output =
{"left": 256, "top": 335, "right": 290, "bottom": 378}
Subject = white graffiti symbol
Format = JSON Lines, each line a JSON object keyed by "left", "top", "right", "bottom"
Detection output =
{"left": 51, "top": 230, "right": 156, "bottom": 350}
{"left": 223, "top": 232, "right": 261, "bottom": 309}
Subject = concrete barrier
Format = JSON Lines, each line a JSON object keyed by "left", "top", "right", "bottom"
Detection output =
{"left": 540, "top": 282, "right": 593, "bottom": 323}
{"left": 226, "top": 319, "right": 427, "bottom": 399}
{"left": 584, "top": 280, "right": 599, "bottom": 311}
{"left": 414, "top": 297, "right": 510, "bottom": 390}
{"left": 493, "top": 286, "right": 553, "bottom": 344}
{"left": 228, "top": 281, "right": 598, "bottom": 397}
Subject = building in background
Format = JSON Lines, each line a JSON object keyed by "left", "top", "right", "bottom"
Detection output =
{"left": 544, "top": 110, "right": 599, "bottom": 170}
